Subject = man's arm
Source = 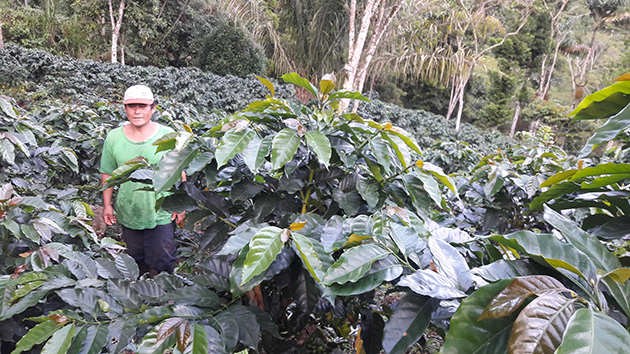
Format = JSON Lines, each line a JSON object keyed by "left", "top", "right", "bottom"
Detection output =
{"left": 171, "top": 171, "right": 187, "bottom": 224}
{"left": 101, "top": 173, "right": 117, "bottom": 225}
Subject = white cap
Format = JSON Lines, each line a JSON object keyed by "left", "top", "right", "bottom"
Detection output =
{"left": 123, "top": 85, "right": 154, "bottom": 104}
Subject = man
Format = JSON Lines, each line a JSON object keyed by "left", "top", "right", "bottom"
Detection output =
{"left": 100, "top": 85, "right": 185, "bottom": 276}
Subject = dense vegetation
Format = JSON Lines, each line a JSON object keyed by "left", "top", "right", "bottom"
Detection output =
{"left": 1, "top": 42, "right": 630, "bottom": 354}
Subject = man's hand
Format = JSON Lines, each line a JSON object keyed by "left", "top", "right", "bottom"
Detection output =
{"left": 103, "top": 204, "right": 116, "bottom": 225}
{"left": 172, "top": 211, "right": 186, "bottom": 225}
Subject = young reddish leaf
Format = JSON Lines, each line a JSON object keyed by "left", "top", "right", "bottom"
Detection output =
{"left": 157, "top": 317, "right": 187, "bottom": 342}
{"left": 479, "top": 275, "right": 568, "bottom": 320}
{"left": 177, "top": 322, "right": 192, "bottom": 353}
{"left": 508, "top": 293, "right": 576, "bottom": 354}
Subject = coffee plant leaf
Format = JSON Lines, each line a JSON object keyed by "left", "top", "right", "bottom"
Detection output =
{"left": 215, "top": 129, "right": 256, "bottom": 168}
{"left": 154, "top": 145, "right": 199, "bottom": 194}
{"left": 322, "top": 244, "right": 388, "bottom": 285}
{"left": 271, "top": 128, "right": 301, "bottom": 170}
{"left": 555, "top": 307, "right": 630, "bottom": 354}
{"left": 241, "top": 227, "right": 284, "bottom": 284}
{"left": 10, "top": 320, "right": 60, "bottom": 354}
{"left": 305, "top": 131, "right": 331, "bottom": 167}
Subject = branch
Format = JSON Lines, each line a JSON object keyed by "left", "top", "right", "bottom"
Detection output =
{"left": 475, "top": 8, "right": 531, "bottom": 59}
{"left": 160, "top": 0, "right": 190, "bottom": 44}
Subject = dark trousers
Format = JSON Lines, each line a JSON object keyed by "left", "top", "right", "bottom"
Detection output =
{"left": 121, "top": 222, "right": 177, "bottom": 275}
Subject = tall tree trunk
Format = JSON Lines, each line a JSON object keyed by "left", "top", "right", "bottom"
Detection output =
{"left": 0, "top": 17, "right": 4, "bottom": 49}
{"left": 541, "top": 33, "right": 565, "bottom": 100}
{"left": 109, "top": 0, "right": 125, "bottom": 64}
{"left": 343, "top": 0, "right": 378, "bottom": 93}
{"left": 510, "top": 101, "right": 521, "bottom": 138}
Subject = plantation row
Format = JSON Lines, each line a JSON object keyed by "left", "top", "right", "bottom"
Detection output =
{"left": 0, "top": 45, "right": 630, "bottom": 353}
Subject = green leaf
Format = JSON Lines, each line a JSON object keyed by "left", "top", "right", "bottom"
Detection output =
{"left": 227, "top": 305, "right": 261, "bottom": 349}
{"left": 210, "top": 313, "right": 239, "bottom": 352}
{"left": 389, "top": 223, "right": 419, "bottom": 258}
{"left": 602, "top": 267, "right": 630, "bottom": 283}
{"left": 441, "top": 279, "right": 514, "bottom": 354}
{"left": 137, "top": 327, "right": 177, "bottom": 354}
{"left": 369, "top": 137, "right": 392, "bottom": 174}
{"left": 187, "top": 151, "right": 214, "bottom": 175}
{"left": 578, "top": 103, "right": 630, "bottom": 157}
{"left": 333, "top": 189, "right": 361, "bottom": 216}
{"left": 242, "top": 135, "right": 271, "bottom": 172}
{"left": 539, "top": 169, "right": 578, "bottom": 188}
{"left": 417, "top": 171, "right": 442, "bottom": 207}
{"left": 215, "top": 129, "right": 256, "bottom": 168}
{"left": 529, "top": 182, "right": 582, "bottom": 211}
{"left": 115, "top": 253, "right": 140, "bottom": 281}
{"left": 241, "top": 227, "right": 284, "bottom": 284}
{"left": 328, "top": 90, "right": 370, "bottom": 102}
{"left": 305, "top": 131, "right": 331, "bottom": 166}
{"left": 570, "top": 162, "right": 630, "bottom": 181}
{"left": 271, "top": 129, "right": 301, "bottom": 170}
{"left": 75, "top": 325, "right": 108, "bottom": 354}
{"left": 41, "top": 324, "right": 76, "bottom": 354}
{"left": 0, "top": 139, "right": 15, "bottom": 164}
{"left": 11, "top": 321, "right": 60, "bottom": 354}
{"left": 384, "top": 128, "right": 421, "bottom": 155}
{"left": 555, "top": 307, "right": 630, "bottom": 354}
{"left": 508, "top": 293, "right": 575, "bottom": 354}
{"left": 471, "top": 259, "right": 540, "bottom": 282}
{"left": 291, "top": 233, "right": 324, "bottom": 282}
{"left": 570, "top": 81, "right": 630, "bottom": 120}
{"left": 356, "top": 179, "right": 379, "bottom": 209}
{"left": 479, "top": 276, "right": 569, "bottom": 320}
{"left": 397, "top": 269, "right": 467, "bottom": 299}
{"left": 255, "top": 75, "right": 275, "bottom": 96}
{"left": 421, "top": 162, "right": 457, "bottom": 193}
{"left": 543, "top": 206, "right": 630, "bottom": 317}
{"left": 327, "top": 256, "right": 402, "bottom": 296}
{"left": 382, "top": 293, "right": 439, "bottom": 354}
{"left": 281, "top": 73, "right": 318, "bottom": 98}
{"left": 107, "top": 279, "right": 143, "bottom": 312}
{"left": 381, "top": 132, "right": 408, "bottom": 168}
{"left": 0, "top": 96, "right": 18, "bottom": 118}
{"left": 322, "top": 244, "right": 389, "bottom": 285}
{"left": 429, "top": 237, "right": 472, "bottom": 291}
{"left": 154, "top": 145, "right": 198, "bottom": 194}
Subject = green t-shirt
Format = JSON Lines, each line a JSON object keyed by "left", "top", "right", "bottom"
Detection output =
{"left": 100, "top": 124, "right": 174, "bottom": 229}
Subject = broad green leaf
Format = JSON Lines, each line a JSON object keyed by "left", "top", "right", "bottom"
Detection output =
{"left": 305, "top": 131, "right": 331, "bottom": 166}
{"left": 397, "top": 269, "right": 467, "bottom": 299}
{"left": 381, "top": 132, "right": 408, "bottom": 168}
{"left": 508, "top": 293, "right": 575, "bottom": 354}
{"left": 1, "top": 219, "right": 21, "bottom": 238}
{"left": 417, "top": 171, "right": 442, "bottom": 207}
{"left": 429, "top": 237, "right": 472, "bottom": 291}
{"left": 384, "top": 128, "right": 421, "bottom": 155}
{"left": 529, "top": 182, "right": 581, "bottom": 211}
{"left": 389, "top": 223, "right": 419, "bottom": 258}
{"left": 211, "top": 312, "right": 239, "bottom": 352}
{"left": 441, "top": 279, "right": 514, "bottom": 354}
{"left": 479, "top": 276, "right": 568, "bottom": 320}
{"left": 281, "top": 73, "right": 318, "bottom": 98}
{"left": 544, "top": 206, "right": 630, "bottom": 317}
{"left": 570, "top": 162, "right": 630, "bottom": 181}
{"left": 328, "top": 256, "right": 402, "bottom": 296}
{"left": 489, "top": 231, "right": 596, "bottom": 283}
{"left": 108, "top": 157, "right": 150, "bottom": 180}
{"left": 360, "top": 310, "right": 385, "bottom": 354}
{"left": 154, "top": 145, "right": 198, "bottom": 194}
{"left": 11, "top": 320, "right": 60, "bottom": 354}
{"left": 328, "top": 90, "right": 370, "bottom": 102}
{"left": 322, "top": 244, "right": 389, "bottom": 285}
{"left": 382, "top": 293, "right": 438, "bottom": 354}
{"left": 115, "top": 253, "right": 140, "bottom": 281}
{"left": 578, "top": 103, "right": 630, "bottom": 157}
{"left": 41, "top": 324, "right": 76, "bottom": 354}
{"left": 0, "top": 139, "right": 15, "bottom": 164}
{"left": 107, "top": 279, "right": 143, "bottom": 312}
{"left": 75, "top": 325, "right": 108, "bottom": 354}
{"left": 254, "top": 75, "right": 275, "bottom": 96}
{"left": 421, "top": 162, "right": 457, "bottom": 193}
{"left": 356, "top": 179, "right": 379, "bottom": 209}
{"left": 241, "top": 227, "right": 284, "bottom": 284}
{"left": 291, "top": 233, "right": 324, "bottom": 282}
{"left": 242, "top": 135, "right": 271, "bottom": 172}
{"left": 539, "top": 169, "right": 578, "bottom": 188}
{"left": 0, "top": 96, "right": 18, "bottom": 118}
{"left": 226, "top": 305, "right": 260, "bottom": 349}
{"left": 215, "top": 129, "right": 256, "bottom": 167}
{"left": 555, "top": 307, "right": 630, "bottom": 354}
{"left": 271, "top": 129, "right": 301, "bottom": 170}
{"left": 570, "top": 81, "right": 630, "bottom": 120}
{"left": 333, "top": 189, "right": 361, "bottom": 216}
{"left": 369, "top": 137, "right": 392, "bottom": 174}
{"left": 471, "top": 259, "right": 540, "bottom": 282}
{"left": 186, "top": 151, "right": 214, "bottom": 175}
{"left": 230, "top": 180, "right": 264, "bottom": 202}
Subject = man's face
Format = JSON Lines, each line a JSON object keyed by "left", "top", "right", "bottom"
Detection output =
{"left": 124, "top": 103, "right": 155, "bottom": 128}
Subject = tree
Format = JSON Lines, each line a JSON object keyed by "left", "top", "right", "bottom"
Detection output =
{"left": 342, "top": 0, "right": 404, "bottom": 111}
{"left": 0, "top": 16, "right": 4, "bottom": 49}
{"left": 108, "top": 0, "right": 124, "bottom": 63}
